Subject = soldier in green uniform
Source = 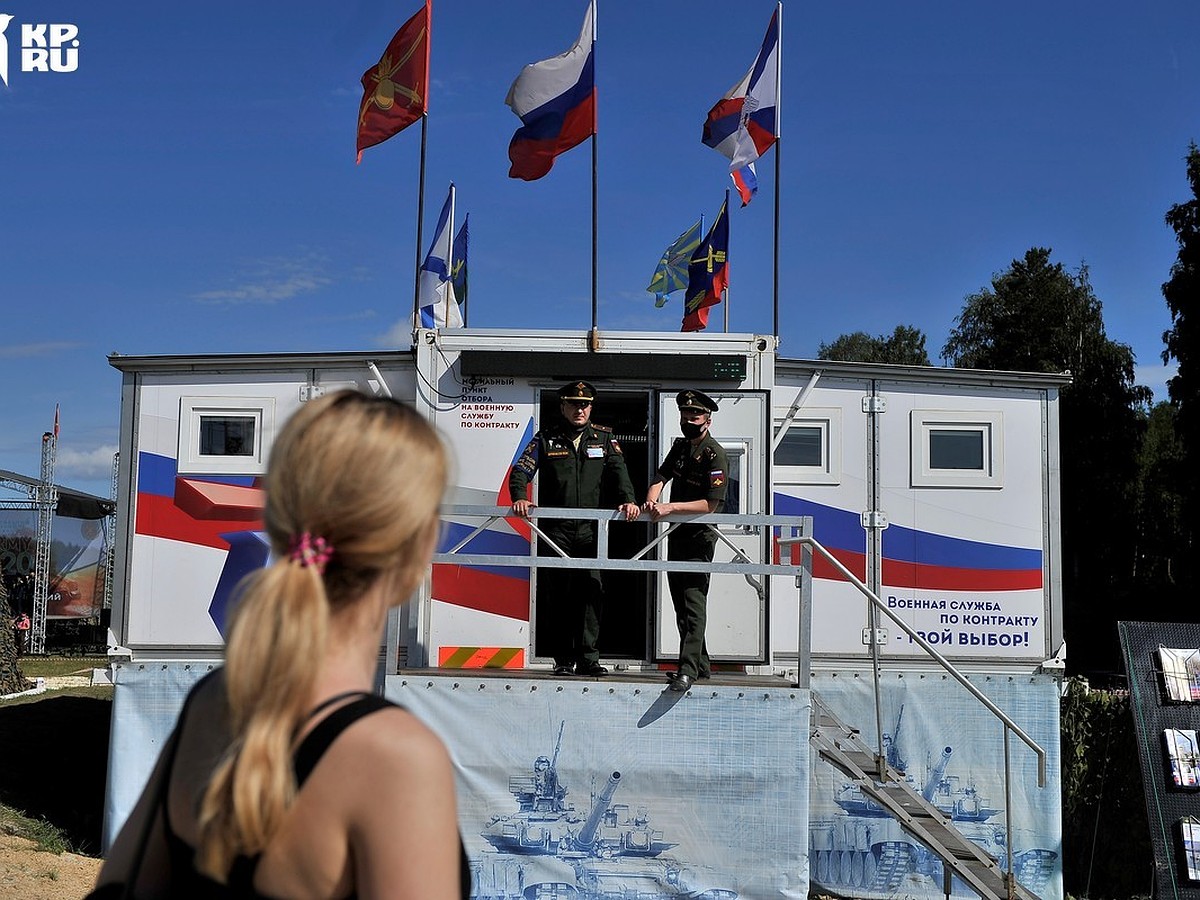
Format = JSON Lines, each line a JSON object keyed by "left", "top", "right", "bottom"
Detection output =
{"left": 510, "top": 381, "right": 640, "bottom": 677}
{"left": 642, "top": 390, "right": 729, "bottom": 692}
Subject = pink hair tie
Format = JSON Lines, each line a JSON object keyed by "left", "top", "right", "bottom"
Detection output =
{"left": 288, "top": 532, "right": 334, "bottom": 575}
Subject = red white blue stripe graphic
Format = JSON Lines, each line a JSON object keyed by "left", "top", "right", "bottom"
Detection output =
{"left": 135, "top": 452, "right": 262, "bottom": 549}
{"left": 431, "top": 419, "right": 536, "bottom": 621}
{"left": 136, "top": 447, "right": 536, "bottom": 624}
{"left": 774, "top": 493, "right": 1042, "bottom": 591}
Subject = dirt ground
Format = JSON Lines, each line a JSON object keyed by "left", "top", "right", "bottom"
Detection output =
{"left": 0, "top": 833, "right": 100, "bottom": 899}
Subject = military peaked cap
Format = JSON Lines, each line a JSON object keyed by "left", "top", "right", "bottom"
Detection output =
{"left": 676, "top": 389, "right": 718, "bottom": 413}
{"left": 558, "top": 380, "right": 597, "bottom": 402}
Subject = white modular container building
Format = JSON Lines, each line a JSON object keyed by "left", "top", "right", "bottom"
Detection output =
{"left": 104, "top": 329, "right": 1067, "bottom": 900}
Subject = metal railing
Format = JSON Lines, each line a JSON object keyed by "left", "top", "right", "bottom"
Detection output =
{"left": 435, "top": 503, "right": 1046, "bottom": 890}
{"left": 778, "top": 534, "right": 1047, "bottom": 896}
{"left": 437, "top": 505, "right": 810, "bottom": 578}
{"left": 434, "top": 504, "right": 812, "bottom": 674}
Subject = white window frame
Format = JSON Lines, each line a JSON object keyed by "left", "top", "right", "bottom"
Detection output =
{"left": 177, "top": 396, "right": 275, "bottom": 475}
{"left": 718, "top": 442, "right": 748, "bottom": 518}
{"left": 772, "top": 407, "right": 841, "bottom": 485}
{"left": 910, "top": 409, "right": 1003, "bottom": 488}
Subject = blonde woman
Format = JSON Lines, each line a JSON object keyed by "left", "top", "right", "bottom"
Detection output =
{"left": 94, "top": 391, "right": 468, "bottom": 899}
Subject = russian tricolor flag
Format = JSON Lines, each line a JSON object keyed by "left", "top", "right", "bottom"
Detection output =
{"left": 732, "top": 163, "right": 758, "bottom": 207}
{"left": 702, "top": 10, "right": 779, "bottom": 176}
{"left": 505, "top": 3, "right": 595, "bottom": 181}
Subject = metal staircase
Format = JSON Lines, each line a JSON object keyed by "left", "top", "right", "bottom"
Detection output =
{"left": 810, "top": 692, "right": 1042, "bottom": 900}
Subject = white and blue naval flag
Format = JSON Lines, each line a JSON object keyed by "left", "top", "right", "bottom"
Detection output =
{"left": 418, "top": 184, "right": 464, "bottom": 329}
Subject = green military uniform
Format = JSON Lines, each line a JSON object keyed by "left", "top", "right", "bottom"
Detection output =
{"left": 656, "top": 401, "right": 728, "bottom": 681}
{"left": 509, "top": 389, "right": 635, "bottom": 670}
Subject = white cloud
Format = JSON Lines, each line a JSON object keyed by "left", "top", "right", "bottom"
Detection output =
{"left": 194, "top": 257, "right": 331, "bottom": 305}
{"left": 312, "top": 308, "right": 377, "bottom": 325}
{"left": 1136, "top": 362, "right": 1177, "bottom": 403}
{"left": 378, "top": 319, "right": 415, "bottom": 347}
{"left": 0, "top": 341, "right": 83, "bottom": 359}
{"left": 56, "top": 444, "right": 119, "bottom": 480}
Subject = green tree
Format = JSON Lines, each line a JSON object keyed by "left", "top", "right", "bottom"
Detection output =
{"left": 0, "top": 578, "right": 32, "bottom": 695}
{"left": 1161, "top": 142, "right": 1200, "bottom": 589}
{"left": 1059, "top": 679, "right": 1152, "bottom": 896}
{"left": 1132, "top": 402, "right": 1187, "bottom": 595}
{"left": 817, "top": 325, "right": 931, "bottom": 365}
{"left": 944, "top": 248, "right": 1150, "bottom": 677}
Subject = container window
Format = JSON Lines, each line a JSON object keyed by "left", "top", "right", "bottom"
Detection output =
{"left": 772, "top": 408, "right": 841, "bottom": 485}
{"left": 928, "top": 428, "right": 984, "bottom": 470}
{"left": 199, "top": 416, "right": 257, "bottom": 457}
{"left": 775, "top": 426, "right": 823, "bottom": 468}
{"left": 722, "top": 447, "right": 743, "bottom": 516}
{"left": 178, "top": 397, "right": 275, "bottom": 475}
{"left": 911, "top": 410, "right": 1003, "bottom": 488}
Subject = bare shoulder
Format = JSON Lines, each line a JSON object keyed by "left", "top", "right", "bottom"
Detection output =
{"left": 326, "top": 705, "right": 452, "bottom": 781}
{"left": 329, "top": 708, "right": 462, "bottom": 898}
{"left": 316, "top": 704, "right": 458, "bottom": 859}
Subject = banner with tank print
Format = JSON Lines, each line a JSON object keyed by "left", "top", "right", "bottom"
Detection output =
{"left": 392, "top": 676, "right": 810, "bottom": 900}
{"left": 807, "top": 672, "right": 1062, "bottom": 900}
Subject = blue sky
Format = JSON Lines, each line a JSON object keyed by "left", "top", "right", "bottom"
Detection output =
{"left": 1, "top": 0, "right": 1197, "bottom": 499}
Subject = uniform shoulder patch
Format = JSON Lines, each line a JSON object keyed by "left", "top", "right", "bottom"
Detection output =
{"left": 710, "top": 470, "right": 726, "bottom": 488}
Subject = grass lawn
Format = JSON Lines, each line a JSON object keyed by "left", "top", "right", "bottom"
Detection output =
{"left": 0, "top": 685, "right": 114, "bottom": 707}
{"left": 0, "top": 801, "right": 72, "bottom": 855}
{"left": 17, "top": 656, "right": 109, "bottom": 679}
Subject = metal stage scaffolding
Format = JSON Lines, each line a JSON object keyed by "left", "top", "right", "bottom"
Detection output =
{"left": 1, "top": 433, "right": 114, "bottom": 655}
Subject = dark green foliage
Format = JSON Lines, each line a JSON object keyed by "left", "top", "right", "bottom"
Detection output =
{"left": 817, "top": 324, "right": 931, "bottom": 365}
{"left": 1161, "top": 143, "right": 1200, "bottom": 591}
{"left": 1060, "top": 679, "right": 1153, "bottom": 897}
{"left": 943, "top": 249, "right": 1150, "bottom": 677}
{"left": 1133, "top": 402, "right": 1188, "bottom": 594}
{"left": 0, "top": 580, "right": 33, "bottom": 696}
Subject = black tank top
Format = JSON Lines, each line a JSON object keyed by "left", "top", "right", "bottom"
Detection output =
{"left": 161, "top": 690, "right": 472, "bottom": 898}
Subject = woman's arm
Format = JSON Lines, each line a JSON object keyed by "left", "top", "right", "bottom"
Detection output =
{"left": 346, "top": 709, "right": 464, "bottom": 900}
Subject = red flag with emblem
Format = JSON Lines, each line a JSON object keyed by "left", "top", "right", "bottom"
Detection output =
{"left": 356, "top": 2, "right": 430, "bottom": 164}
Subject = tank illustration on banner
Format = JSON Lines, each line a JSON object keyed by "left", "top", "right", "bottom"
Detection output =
{"left": 810, "top": 705, "right": 1057, "bottom": 897}
{"left": 472, "top": 723, "right": 739, "bottom": 900}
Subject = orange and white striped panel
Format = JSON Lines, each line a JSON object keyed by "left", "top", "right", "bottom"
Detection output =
{"left": 438, "top": 646, "right": 525, "bottom": 669}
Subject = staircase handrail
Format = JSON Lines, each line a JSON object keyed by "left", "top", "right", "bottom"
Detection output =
{"left": 782, "top": 534, "right": 1047, "bottom": 786}
{"left": 785, "top": 534, "right": 1046, "bottom": 900}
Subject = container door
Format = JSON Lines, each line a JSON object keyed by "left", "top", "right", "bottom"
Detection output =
{"left": 653, "top": 390, "right": 769, "bottom": 664}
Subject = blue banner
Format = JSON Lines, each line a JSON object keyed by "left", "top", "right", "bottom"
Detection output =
{"left": 393, "top": 676, "right": 811, "bottom": 899}
{"left": 807, "top": 673, "right": 1063, "bottom": 899}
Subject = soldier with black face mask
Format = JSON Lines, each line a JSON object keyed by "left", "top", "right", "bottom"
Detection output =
{"left": 642, "top": 390, "right": 728, "bottom": 692}
{"left": 510, "top": 381, "right": 640, "bottom": 677}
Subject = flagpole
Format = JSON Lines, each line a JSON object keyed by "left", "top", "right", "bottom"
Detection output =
{"left": 446, "top": 183, "right": 456, "bottom": 328}
{"left": 413, "top": 113, "right": 429, "bottom": 327}
{"left": 589, "top": 0, "right": 598, "bottom": 343}
{"left": 723, "top": 188, "right": 730, "bottom": 333}
{"left": 772, "top": 0, "right": 782, "bottom": 340}
{"left": 461, "top": 215, "right": 469, "bottom": 325}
